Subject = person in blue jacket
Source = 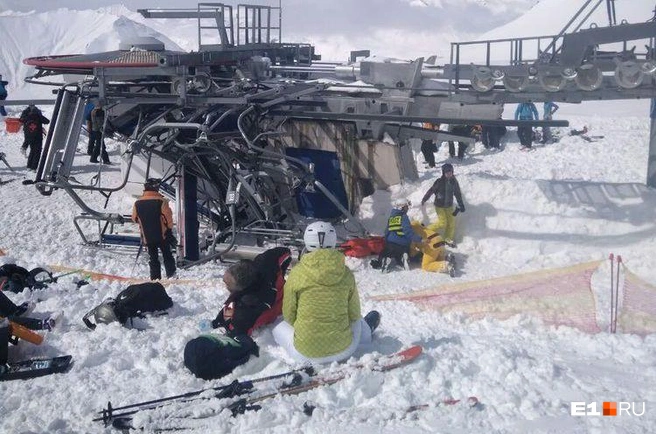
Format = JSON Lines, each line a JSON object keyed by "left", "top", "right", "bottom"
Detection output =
{"left": 514, "top": 102, "right": 539, "bottom": 149}
{"left": 380, "top": 198, "right": 422, "bottom": 272}
{"left": 0, "top": 75, "right": 8, "bottom": 117}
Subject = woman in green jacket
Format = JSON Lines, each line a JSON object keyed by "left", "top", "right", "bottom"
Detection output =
{"left": 272, "top": 221, "right": 380, "bottom": 363}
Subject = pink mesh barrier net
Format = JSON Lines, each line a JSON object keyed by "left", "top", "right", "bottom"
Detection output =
{"left": 371, "top": 261, "right": 603, "bottom": 333}
{"left": 618, "top": 265, "right": 656, "bottom": 336}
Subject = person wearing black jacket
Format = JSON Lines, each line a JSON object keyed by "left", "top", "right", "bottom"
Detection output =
{"left": 131, "top": 178, "right": 177, "bottom": 280}
{"left": 19, "top": 105, "right": 50, "bottom": 171}
{"left": 211, "top": 247, "right": 292, "bottom": 336}
{"left": 420, "top": 163, "right": 465, "bottom": 247}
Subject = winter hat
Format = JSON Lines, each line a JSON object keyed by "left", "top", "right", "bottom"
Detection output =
{"left": 392, "top": 198, "right": 410, "bottom": 210}
{"left": 144, "top": 178, "right": 161, "bottom": 191}
{"left": 441, "top": 163, "right": 454, "bottom": 175}
{"left": 184, "top": 334, "right": 259, "bottom": 380}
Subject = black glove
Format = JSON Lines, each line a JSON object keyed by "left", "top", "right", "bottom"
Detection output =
{"left": 165, "top": 229, "right": 178, "bottom": 248}
{"left": 452, "top": 208, "right": 460, "bottom": 216}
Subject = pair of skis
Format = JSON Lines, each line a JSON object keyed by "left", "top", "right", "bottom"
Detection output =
{"left": 97, "top": 346, "right": 478, "bottom": 431}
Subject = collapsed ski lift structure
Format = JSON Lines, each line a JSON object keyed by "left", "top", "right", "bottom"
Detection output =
{"left": 20, "top": 0, "right": 656, "bottom": 266}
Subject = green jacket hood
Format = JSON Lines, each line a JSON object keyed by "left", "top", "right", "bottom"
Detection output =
{"left": 297, "top": 249, "right": 348, "bottom": 286}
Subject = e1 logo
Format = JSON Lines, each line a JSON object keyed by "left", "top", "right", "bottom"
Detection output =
{"left": 571, "top": 402, "right": 645, "bottom": 417}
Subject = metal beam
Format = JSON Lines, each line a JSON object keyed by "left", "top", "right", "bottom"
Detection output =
{"left": 268, "top": 110, "right": 570, "bottom": 127}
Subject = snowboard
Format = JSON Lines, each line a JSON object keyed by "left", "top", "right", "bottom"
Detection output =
{"left": 0, "top": 355, "right": 73, "bottom": 381}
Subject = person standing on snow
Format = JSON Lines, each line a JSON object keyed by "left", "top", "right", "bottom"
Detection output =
{"left": 19, "top": 105, "right": 50, "bottom": 171}
{"left": 272, "top": 221, "right": 380, "bottom": 364}
{"left": 514, "top": 102, "right": 539, "bottom": 149}
{"left": 541, "top": 101, "right": 559, "bottom": 144}
{"left": 420, "top": 163, "right": 465, "bottom": 247}
{"left": 0, "top": 75, "right": 8, "bottom": 117}
{"left": 379, "top": 198, "right": 422, "bottom": 272}
{"left": 448, "top": 124, "right": 474, "bottom": 160}
{"left": 132, "top": 178, "right": 177, "bottom": 280}
{"left": 89, "top": 102, "right": 111, "bottom": 164}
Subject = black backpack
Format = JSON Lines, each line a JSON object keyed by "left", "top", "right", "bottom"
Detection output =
{"left": 113, "top": 282, "right": 173, "bottom": 325}
{"left": 184, "top": 334, "right": 259, "bottom": 380}
{"left": 0, "top": 265, "right": 52, "bottom": 293}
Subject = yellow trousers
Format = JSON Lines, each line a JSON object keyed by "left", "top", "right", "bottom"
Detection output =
{"left": 427, "top": 206, "right": 456, "bottom": 242}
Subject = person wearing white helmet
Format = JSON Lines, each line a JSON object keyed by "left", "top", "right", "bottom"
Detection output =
{"left": 378, "top": 198, "right": 422, "bottom": 272}
{"left": 272, "top": 221, "right": 380, "bottom": 363}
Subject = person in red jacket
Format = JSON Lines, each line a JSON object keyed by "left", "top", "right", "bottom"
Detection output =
{"left": 131, "top": 178, "right": 176, "bottom": 280}
{"left": 210, "top": 247, "right": 292, "bottom": 336}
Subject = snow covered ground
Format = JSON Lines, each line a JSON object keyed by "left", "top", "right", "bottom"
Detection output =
{"left": 1, "top": 1, "right": 656, "bottom": 433}
{"left": 1, "top": 99, "right": 655, "bottom": 434}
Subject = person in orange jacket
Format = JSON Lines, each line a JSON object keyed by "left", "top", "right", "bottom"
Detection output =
{"left": 131, "top": 178, "right": 176, "bottom": 280}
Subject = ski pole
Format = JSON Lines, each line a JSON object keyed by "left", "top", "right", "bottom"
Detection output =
{"left": 49, "top": 269, "right": 84, "bottom": 283}
{"left": 130, "top": 243, "right": 143, "bottom": 277}
{"left": 613, "top": 255, "right": 622, "bottom": 333}
{"left": 609, "top": 253, "right": 614, "bottom": 333}
{"left": 94, "top": 366, "right": 315, "bottom": 423}
{"left": 0, "top": 153, "right": 15, "bottom": 172}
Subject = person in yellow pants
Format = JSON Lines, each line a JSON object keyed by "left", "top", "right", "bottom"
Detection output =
{"left": 410, "top": 222, "right": 456, "bottom": 276}
{"left": 420, "top": 163, "right": 465, "bottom": 247}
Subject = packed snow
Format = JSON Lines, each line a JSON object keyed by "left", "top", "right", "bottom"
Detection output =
{"left": 1, "top": 1, "right": 656, "bottom": 433}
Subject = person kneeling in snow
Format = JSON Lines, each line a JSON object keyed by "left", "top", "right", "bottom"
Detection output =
{"left": 379, "top": 198, "right": 422, "bottom": 272}
{"left": 410, "top": 222, "right": 456, "bottom": 277}
{"left": 272, "top": 221, "right": 380, "bottom": 364}
{"left": 210, "top": 247, "right": 292, "bottom": 337}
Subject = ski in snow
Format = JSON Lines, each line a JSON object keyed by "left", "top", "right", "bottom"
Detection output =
{"left": 0, "top": 355, "right": 73, "bottom": 381}
{"left": 109, "top": 346, "right": 423, "bottom": 431}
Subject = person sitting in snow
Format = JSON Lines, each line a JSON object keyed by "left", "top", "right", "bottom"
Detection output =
{"left": 379, "top": 198, "right": 422, "bottom": 272}
{"left": 272, "top": 221, "right": 380, "bottom": 364}
{"left": 410, "top": 221, "right": 456, "bottom": 277}
{"left": 209, "top": 247, "right": 292, "bottom": 337}
{"left": 19, "top": 105, "right": 50, "bottom": 171}
{"left": 420, "top": 163, "right": 465, "bottom": 248}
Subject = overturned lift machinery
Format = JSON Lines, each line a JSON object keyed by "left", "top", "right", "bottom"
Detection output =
{"left": 22, "top": 1, "right": 656, "bottom": 266}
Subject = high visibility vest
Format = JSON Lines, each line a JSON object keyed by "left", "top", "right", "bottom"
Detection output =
{"left": 387, "top": 215, "right": 404, "bottom": 236}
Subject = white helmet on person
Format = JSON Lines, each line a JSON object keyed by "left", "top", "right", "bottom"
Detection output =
{"left": 303, "top": 221, "right": 337, "bottom": 251}
{"left": 392, "top": 198, "right": 411, "bottom": 210}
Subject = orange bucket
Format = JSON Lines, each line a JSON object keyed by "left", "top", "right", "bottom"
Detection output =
{"left": 4, "top": 117, "right": 21, "bottom": 133}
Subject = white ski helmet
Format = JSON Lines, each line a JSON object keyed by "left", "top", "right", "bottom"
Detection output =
{"left": 393, "top": 198, "right": 411, "bottom": 210}
{"left": 303, "top": 221, "right": 337, "bottom": 251}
